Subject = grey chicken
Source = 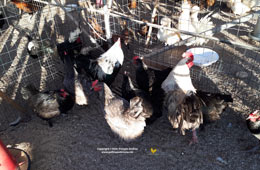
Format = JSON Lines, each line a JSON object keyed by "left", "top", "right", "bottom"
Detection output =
{"left": 20, "top": 85, "right": 74, "bottom": 127}
{"left": 102, "top": 83, "right": 151, "bottom": 141}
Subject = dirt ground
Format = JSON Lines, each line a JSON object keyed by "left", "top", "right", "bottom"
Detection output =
{"left": 1, "top": 0, "right": 260, "bottom": 170}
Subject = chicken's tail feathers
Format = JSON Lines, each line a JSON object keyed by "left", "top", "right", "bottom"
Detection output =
{"left": 21, "top": 84, "right": 39, "bottom": 100}
{"left": 217, "top": 94, "right": 233, "bottom": 103}
{"left": 196, "top": 90, "right": 233, "bottom": 103}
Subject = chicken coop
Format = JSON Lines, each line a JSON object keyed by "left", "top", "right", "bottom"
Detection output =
{"left": 0, "top": 0, "right": 259, "bottom": 133}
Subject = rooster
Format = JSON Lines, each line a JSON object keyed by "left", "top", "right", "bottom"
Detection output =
{"left": 102, "top": 83, "right": 151, "bottom": 141}
{"left": 11, "top": 0, "right": 47, "bottom": 15}
{"left": 62, "top": 48, "right": 102, "bottom": 105}
{"left": 57, "top": 27, "right": 82, "bottom": 62}
{"left": 20, "top": 85, "right": 74, "bottom": 127}
{"left": 161, "top": 52, "right": 195, "bottom": 94}
{"left": 246, "top": 110, "right": 260, "bottom": 152}
{"left": 74, "top": 38, "right": 124, "bottom": 86}
{"left": 162, "top": 52, "right": 233, "bottom": 144}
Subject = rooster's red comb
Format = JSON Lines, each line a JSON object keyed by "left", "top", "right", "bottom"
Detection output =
{"left": 133, "top": 56, "right": 139, "bottom": 61}
{"left": 183, "top": 52, "right": 194, "bottom": 61}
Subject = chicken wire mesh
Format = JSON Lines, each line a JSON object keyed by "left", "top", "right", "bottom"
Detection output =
{"left": 0, "top": 0, "right": 259, "bottom": 131}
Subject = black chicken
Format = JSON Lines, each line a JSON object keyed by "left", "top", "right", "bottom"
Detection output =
{"left": 62, "top": 48, "right": 101, "bottom": 105}
{"left": 132, "top": 56, "right": 172, "bottom": 124}
{"left": 121, "top": 71, "right": 153, "bottom": 119}
{"left": 74, "top": 38, "right": 124, "bottom": 86}
{"left": 57, "top": 28, "right": 82, "bottom": 62}
{"left": 196, "top": 90, "right": 233, "bottom": 125}
{"left": 21, "top": 85, "right": 74, "bottom": 127}
{"left": 133, "top": 56, "right": 155, "bottom": 93}
{"left": 246, "top": 110, "right": 260, "bottom": 152}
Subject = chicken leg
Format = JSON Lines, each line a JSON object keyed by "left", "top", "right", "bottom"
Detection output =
{"left": 189, "top": 130, "right": 199, "bottom": 145}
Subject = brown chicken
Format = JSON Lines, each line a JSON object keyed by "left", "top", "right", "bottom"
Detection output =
{"left": 128, "top": 0, "right": 137, "bottom": 9}
{"left": 11, "top": 0, "right": 46, "bottom": 14}
{"left": 187, "top": 0, "right": 215, "bottom": 9}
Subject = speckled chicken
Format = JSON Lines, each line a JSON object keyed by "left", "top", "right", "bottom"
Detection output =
{"left": 102, "top": 83, "right": 151, "bottom": 141}
{"left": 21, "top": 85, "right": 74, "bottom": 127}
{"left": 162, "top": 52, "right": 233, "bottom": 144}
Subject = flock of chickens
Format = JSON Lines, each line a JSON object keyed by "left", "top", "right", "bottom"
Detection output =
{"left": 6, "top": 26, "right": 257, "bottom": 149}
{"left": 0, "top": 0, "right": 259, "bottom": 149}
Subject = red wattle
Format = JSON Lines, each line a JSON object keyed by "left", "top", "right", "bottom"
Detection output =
{"left": 187, "top": 61, "right": 194, "bottom": 68}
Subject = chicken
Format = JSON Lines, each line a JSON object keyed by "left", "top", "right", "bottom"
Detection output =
{"left": 0, "top": 11, "right": 5, "bottom": 29}
{"left": 133, "top": 56, "right": 173, "bottom": 124}
{"left": 190, "top": 5, "right": 214, "bottom": 45}
{"left": 88, "top": 18, "right": 105, "bottom": 39}
{"left": 246, "top": 110, "right": 260, "bottom": 152}
{"left": 132, "top": 56, "right": 155, "bottom": 93}
{"left": 226, "top": 0, "right": 251, "bottom": 15}
{"left": 162, "top": 52, "right": 232, "bottom": 144}
{"left": 121, "top": 71, "right": 153, "bottom": 118}
{"left": 206, "top": 0, "right": 215, "bottom": 7}
{"left": 57, "top": 27, "right": 82, "bottom": 62}
{"left": 21, "top": 85, "right": 74, "bottom": 127}
{"left": 27, "top": 35, "right": 55, "bottom": 59}
{"left": 161, "top": 52, "right": 195, "bottom": 94}
{"left": 242, "top": 0, "right": 260, "bottom": 8}
{"left": 128, "top": 0, "right": 137, "bottom": 9}
{"left": 157, "top": 17, "right": 181, "bottom": 46}
{"left": 62, "top": 49, "right": 102, "bottom": 105}
{"left": 164, "top": 89, "right": 203, "bottom": 144}
{"left": 139, "top": 16, "right": 158, "bottom": 38}
{"left": 11, "top": 0, "right": 47, "bottom": 15}
{"left": 196, "top": 90, "right": 233, "bottom": 125}
{"left": 164, "top": 89, "right": 233, "bottom": 144}
{"left": 178, "top": 1, "right": 195, "bottom": 41}
{"left": 102, "top": 83, "right": 151, "bottom": 141}
{"left": 74, "top": 38, "right": 124, "bottom": 86}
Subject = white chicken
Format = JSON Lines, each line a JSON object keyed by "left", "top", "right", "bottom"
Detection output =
{"left": 177, "top": 1, "right": 196, "bottom": 41}
{"left": 190, "top": 5, "right": 214, "bottom": 45}
{"left": 242, "top": 0, "right": 260, "bottom": 8}
{"left": 157, "top": 17, "right": 181, "bottom": 46}
{"left": 75, "top": 38, "right": 124, "bottom": 86}
{"left": 162, "top": 52, "right": 233, "bottom": 145}
{"left": 161, "top": 52, "right": 196, "bottom": 94}
{"left": 226, "top": 0, "right": 251, "bottom": 15}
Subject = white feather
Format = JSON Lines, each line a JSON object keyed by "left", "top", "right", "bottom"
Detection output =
{"left": 178, "top": 1, "right": 195, "bottom": 41}
{"left": 157, "top": 17, "right": 181, "bottom": 46}
{"left": 161, "top": 57, "right": 196, "bottom": 94}
{"left": 190, "top": 5, "right": 214, "bottom": 45}
{"left": 97, "top": 38, "right": 124, "bottom": 74}
{"left": 68, "top": 27, "right": 81, "bottom": 43}
{"left": 27, "top": 41, "right": 35, "bottom": 51}
{"left": 226, "top": 0, "right": 251, "bottom": 15}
